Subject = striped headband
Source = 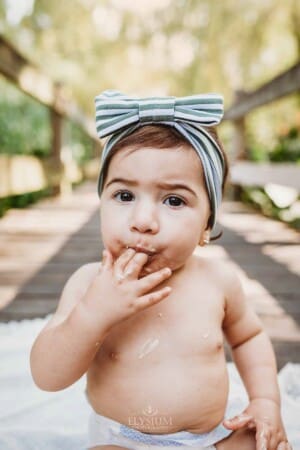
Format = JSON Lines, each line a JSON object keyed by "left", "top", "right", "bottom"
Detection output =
{"left": 95, "top": 89, "right": 225, "bottom": 231}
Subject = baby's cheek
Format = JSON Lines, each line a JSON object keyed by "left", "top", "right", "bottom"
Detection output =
{"left": 104, "top": 239, "right": 126, "bottom": 261}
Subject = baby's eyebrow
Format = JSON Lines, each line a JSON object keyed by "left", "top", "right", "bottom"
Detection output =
{"left": 105, "top": 177, "right": 197, "bottom": 197}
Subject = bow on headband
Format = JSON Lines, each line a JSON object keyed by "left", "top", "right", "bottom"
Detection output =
{"left": 95, "top": 89, "right": 224, "bottom": 138}
{"left": 94, "top": 89, "right": 225, "bottom": 232}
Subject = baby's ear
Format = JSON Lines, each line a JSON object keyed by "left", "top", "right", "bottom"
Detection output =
{"left": 199, "top": 229, "right": 210, "bottom": 246}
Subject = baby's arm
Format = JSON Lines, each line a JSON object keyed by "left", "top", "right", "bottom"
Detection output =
{"left": 30, "top": 249, "right": 172, "bottom": 391}
{"left": 222, "top": 265, "right": 289, "bottom": 448}
{"left": 222, "top": 267, "right": 279, "bottom": 404}
{"left": 30, "top": 263, "right": 110, "bottom": 391}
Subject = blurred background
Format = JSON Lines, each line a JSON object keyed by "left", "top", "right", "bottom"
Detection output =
{"left": 0, "top": 0, "right": 300, "bottom": 223}
{"left": 0, "top": 0, "right": 299, "bottom": 354}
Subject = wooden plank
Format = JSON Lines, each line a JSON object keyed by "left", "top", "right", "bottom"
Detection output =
{"left": 0, "top": 181, "right": 100, "bottom": 310}
{"left": 218, "top": 204, "right": 300, "bottom": 358}
{"left": 224, "top": 62, "right": 300, "bottom": 119}
{"left": 230, "top": 161, "right": 300, "bottom": 190}
{"left": 0, "top": 36, "right": 62, "bottom": 109}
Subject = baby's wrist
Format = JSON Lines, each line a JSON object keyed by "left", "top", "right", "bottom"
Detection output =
{"left": 69, "top": 300, "right": 112, "bottom": 342}
{"left": 249, "top": 396, "right": 281, "bottom": 408}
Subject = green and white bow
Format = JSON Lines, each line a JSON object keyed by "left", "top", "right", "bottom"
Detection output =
{"left": 95, "top": 89, "right": 226, "bottom": 231}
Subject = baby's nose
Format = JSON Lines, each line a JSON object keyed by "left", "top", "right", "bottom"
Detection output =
{"left": 130, "top": 205, "right": 159, "bottom": 234}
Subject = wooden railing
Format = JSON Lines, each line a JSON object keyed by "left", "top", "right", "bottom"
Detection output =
{"left": 223, "top": 61, "right": 300, "bottom": 162}
{"left": 1, "top": 34, "right": 299, "bottom": 198}
{"left": 0, "top": 35, "right": 100, "bottom": 196}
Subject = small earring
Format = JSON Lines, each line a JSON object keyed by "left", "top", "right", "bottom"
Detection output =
{"left": 204, "top": 238, "right": 210, "bottom": 245}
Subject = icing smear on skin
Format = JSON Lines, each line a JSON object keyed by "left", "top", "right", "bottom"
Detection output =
{"left": 126, "top": 244, "right": 157, "bottom": 253}
{"left": 136, "top": 244, "right": 157, "bottom": 253}
{"left": 260, "top": 423, "right": 267, "bottom": 450}
{"left": 138, "top": 338, "right": 160, "bottom": 359}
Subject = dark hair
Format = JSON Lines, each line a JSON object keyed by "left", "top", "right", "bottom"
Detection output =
{"left": 101, "top": 125, "right": 229, "bottom": 241}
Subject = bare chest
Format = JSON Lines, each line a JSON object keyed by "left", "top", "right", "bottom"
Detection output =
{"left": 96, "top": 269, "right": 225, "bottom": 364}
{"left": 87, "top": 260, "right": 229, "bottom": 431}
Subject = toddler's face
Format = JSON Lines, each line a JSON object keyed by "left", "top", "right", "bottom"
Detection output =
{"left": 100, "top": 145, "right": 210, "bottom": 276}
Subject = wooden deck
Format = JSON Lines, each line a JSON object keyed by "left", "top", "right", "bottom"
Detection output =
{"left": 0, "top": 181, "right": 299, "bottom": 369}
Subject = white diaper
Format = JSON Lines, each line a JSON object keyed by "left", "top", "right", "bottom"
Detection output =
{"left": 87, "top": 396, "right": 247, "bottom": 450}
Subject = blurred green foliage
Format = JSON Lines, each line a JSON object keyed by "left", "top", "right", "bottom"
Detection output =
{"left": 1, "top": 0, "right": 299, "bottom": 116}
{"left": 0, "top": 0, "right": 299, "bottom": 223}
{"left": 248, "top": 123, "right": 300, "bottom": 163}
{"left": 0, "top": 78, "right": 94, "bottom": 161}
{"left": 0, "top": 187, "right": 53, "bottom": 217}
{"left": 241, "top": 123, "right": 300, "bottom": 228}
{"left": 0, "top": 78, "right": 51, "bottom": 156}
{"left": 66, "top": 120, "right": 95, "bottom": 164}
{"left": 248, "top": 144, "right": 270, "bottom": 162}
{"left": 241, "top": 187, "right": 300, "bottom": 229}
{"left": 0, "top": 78, "right": 94, "bottom": 217}
{"left": 1, "top": 0, "right": 299, "bottom": 157}
{"left": 268, "top": 126, "right": 300, "bottom": 163}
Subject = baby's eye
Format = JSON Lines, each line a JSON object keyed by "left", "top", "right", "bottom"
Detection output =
{"left": 164, "top": 196, "right": 186, "bottom": 207}
{"left": 113, "top": 190, "right": 134, "bottom": 202}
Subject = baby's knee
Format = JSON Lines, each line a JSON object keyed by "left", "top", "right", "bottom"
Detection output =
{"left": 215, "top": 428, "right": 256, "bottom": 450}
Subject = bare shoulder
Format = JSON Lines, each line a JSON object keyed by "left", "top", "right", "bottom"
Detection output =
{"left": 193, "top": 254, "right": 262, "bottom": 344}
{"left": 64, "top": 262, "right": 101, "bottom": 291}
{"left": 192, "top": 253, "right": 239, "bottom": 294}
{"left": 42, "top": 262, "right": 101, "bottom": 331}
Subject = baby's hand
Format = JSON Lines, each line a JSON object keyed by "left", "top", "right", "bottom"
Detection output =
{"left": 81, "top": 248, "right": 172, "bottom": 332}
{"left": 223, "top": 398, "right": 291, "bottom": 450}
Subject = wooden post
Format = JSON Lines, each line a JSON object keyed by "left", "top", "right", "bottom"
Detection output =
{"left": 50, "top": 82, "right": 64, "bottom": 195}
{"left": 230, "top": 90, "right": 247, "bottom": 160}
{"left": 50, "top": 109, "right": 62, "bottom": 163}
{"left": 49, "top": 108, "right": 63, "bottom": 195}
{"left": 231, "top": 91, "right": 247, "bottom": 200}
{"left": 232, "top": 116, "right": 247, "bottom": 161}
